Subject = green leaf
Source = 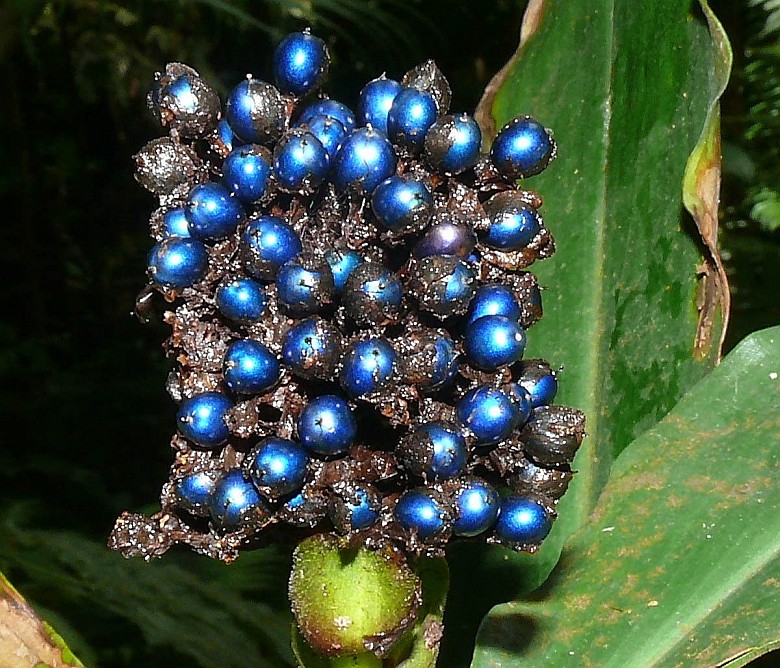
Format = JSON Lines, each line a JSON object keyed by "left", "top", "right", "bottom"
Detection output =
{"left": 0, "top": 526, "right": 294, "bottom": 667}
{"left": 473, "top": 325, "right": 780, "bottom": 667}
{"left": 444, "top": 1, "right": 732, "bottom": 662}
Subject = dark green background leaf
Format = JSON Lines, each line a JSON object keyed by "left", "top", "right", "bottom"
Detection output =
{"left": 444, "top": 0, "right": 732, "bottom": 662}
{"left": 473, "top": 325, "right": 780, "bottom": 667}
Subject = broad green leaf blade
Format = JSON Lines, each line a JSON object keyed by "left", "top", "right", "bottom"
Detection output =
{"left": 473, "top": 326, "right": 780, "bottom": 667}
{"left": 0, "top": 570, "right": 84, "bottom": 668}
{"left": 444, "top": 2, "right": 732, "bottom": 662}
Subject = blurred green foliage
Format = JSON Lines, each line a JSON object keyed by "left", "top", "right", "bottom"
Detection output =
{"left": 0, "top": 0, "right": 777, "bottom": 666}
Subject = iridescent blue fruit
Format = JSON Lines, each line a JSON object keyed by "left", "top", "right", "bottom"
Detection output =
{"left": 151, "top": 63, "right": 220, "bottom": 137}
{"left": 279, "top": 487, "right": 328, "bottom": 528}
{"left": 324, "top": 248, "right": 362, "bottom": 292}
{"left": 209, "top": 469, "right": 268, "bottom": 529}
{"left": 490, "top": 116, "right": 556, "bottom": 179}
{"left": 222, "top": 145, "right": 272, "bottom": 202}
{"left": 297, "top": 394, "right": 357, "bottom": 456}
{"left": 456, "top": 386, "right": 521, "bottom": 445}
{"left": 357, "top": 76, "right": 402, "bottom": 135}
{"left": 423, "top": 113, "right": 482, "bottom": 175}
{"left": 426, "top": 334, "right": 460, "bottom": 390}
{"left": 332, "top": 127, "right": 397, "bottom": 194}
{"left": 225, "top": 78, "right": 286, "bottom": 145}
{"left": 404, "top": 331, "right": 460, "bottom": 392}
{"left": 173, "top": 470, "right": 217, "bottom": 514}
{"left": 517, "top": 360, "right": 558, "bottom": 408}
{"left": 161, "top": 207, "right": 191, "bottom": 238}
{"left": 339, "top": 337, "right": 396, "bottom": 397}
{"left": 409, "top": 255, "right": 476, "bottom": 318}
{"left": 387, "top": 88, "right": 438, "bottom": 150}
{"left": 451, "top": 477, "right": 500, "bottom": 537}
{"left": 273, "top": 128, "right": 330, "bottom": 192}
{"left": 247, "top": 437, "right": 309, "bottom": 498}
{"left": 494, "top": 497, "right": 553, "bottom": 545}
{"left": 371, "top": 175, "right": 433, "bottom": 234}
{"left": 215, "top": 277, "right": 267, "bottom": 324}
{"left": 466, "top": 284, "right": 522, "bottom": 325}
{"left": 281, "top": 316, "right": 342, "bottom": 380}
{"left": 177, "top": 391, "right": 233, "bottom": 448}
{"left": 329, "top": 483, "right": 381, "bottom": 532}
{"left": 214, "top": 118, "right": 239, "bottom": 155}
{"left": 297, "top": 99, "right": 356, "bottom": 133}
{"left": 223, "top": 339, "right": 280, "bottom": 394}
{"left": 240, "top": 215, "right": 302, "bottom": 280}
{"left": 342, "top": 261, "right": 404, "bottom": 325}
{"left": 147, "top": 238, "right": 208, "bottom": 289}
{"left": 272, "top": 31, "right": 329, "bottom": 96}
{"left": 483, "top": 204, "right": 543, "bottom": 251}
{"left": 399, "top": 421, "right": 468, "bottom": 480}
{"left": 300, "top": 114, "right": 348, "bottom": 160}
{"left": 186, "top": 182, "right": 246, "bottom": 240}
{"left": 412, "top": 220, "right": 476, "bottom": 259}
{"left": 394, "top": 489, "right": 448, "bottom": 539}
{"left": 276, "top": 254, "right": 334, "bottom": 316}
{"left": 464, "top": 314, "right": 527, "bottom": 371}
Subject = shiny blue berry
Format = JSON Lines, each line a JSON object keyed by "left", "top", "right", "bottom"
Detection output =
{"left": 225, "top": 78, "right": 285, "bottom": 145}
{"left": 151, "top": 63, "right": 220, "bottom": 137}
{"left": 399, "top": 421, "right": 468, "bottom": 480}
{"left": 451, "top": 478, "right": 500, "bottom": 537}
{"left": 223, "top": 339, "right": 280, "bottom": 394}
{"left": 339, "top": 337, "right": 396, "bottom": 397}
{"left": 177, "top": 391, "right": 233, "bottom": 448}
{"left": 147, "top": 238, "right": 208, "bottom": 289}
{"left": 297, "top": 395, "right": 357, "bottom": 456}
{"left": 186, "top": 182, "right": 246, "bottom": 240}
{"left": 161, "top": 207, "right": 191, "bottom": 238}
{"left": 222, "top": 145, "right": 272, "bottom": 202}
{"left": 494, "top": 497, "right": 553, "bottom": 545}
{"left": 209, "top": 469, "right": 268, "bottom": 529}
{"left": 342, "top": 262, "right": 403, "bottom": 326}
{"left": 173, "top": 470, "right": 217, "bottom": 513}
{"left": 215, "top": 118, "right": 239, "bottom": 155}
{"left": 409, "top": 255, "right": 476, "bottom": 318}
{"left": 273, "top": 128, "right": 330, "bottom": 192}
{"left": 412, "top": 220, "right": 476, "bottom": 259}
{"left": 240, "top": 216, "right": 302, "bottom": 280}
{"left": 426, "top": 333, "right": 460, "bottom": 390}
{"left": 457, "top": 386, "right": 520, "bottom": 445}
{"left": 518, "top": 360, "right": 558, "bottom": 408}
{"left": 324, "top": 248, "right": 362, "bottom": 293}
{"left": 281, "top": 316, "right": 342, "bottom": 380}
{"left": 301, "top": 114, "right": 348, "bottom": 160}
{"left": 297, "top": 99, "right": 356, "bottom": 133}
{"left": 357, "top": 76, "right": 402, "bottom": 135}
{"left": 272, "top": 31, "right": 329, "bottom": 96}
{"left": 329, "top": 483, "right": 381, "bottom": 532}
{"left": 424, "top": 113, "right": 481, "bottom": 175}
{"left": 467, "top": 284, "right": 522, "bottom": 325}
{"left": 247, "top": 437, "right": 309, "bottom": 498}
{"left": 483, "top": 204, "right": 542, "bottom": 251}
{"left": 371, "top": 175, "right": 433, "bottom": 234}
{"left": 215, "top": 277, "right": 267, "bottom": 324}
{"left": 464, "top": 315, "right": 526, "bottom": 371}
{"left": 490, "top": 116, "right": 555, "bottom": 179}
{"left": 280, "top": 487, "right": 328, "bottom": 528}
{"left": 387, "top": 88, "right": 438, "bottom": 151}
{"left": 394, "top": 489, "right": 448, "bottom": 539}
{"left": 276, "top": 254, "right": 334, "bottom": 316}
{"left": 332, "top": 127, "right": 397, "bottom": 194}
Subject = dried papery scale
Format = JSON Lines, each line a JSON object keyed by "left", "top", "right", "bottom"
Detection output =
{"left": 109, "top": 31, "right": 585, "bottom": 572}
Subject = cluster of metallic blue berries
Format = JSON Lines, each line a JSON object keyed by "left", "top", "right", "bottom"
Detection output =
{"left": 109, "top": 30, "right": 584, "bottom": 563}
